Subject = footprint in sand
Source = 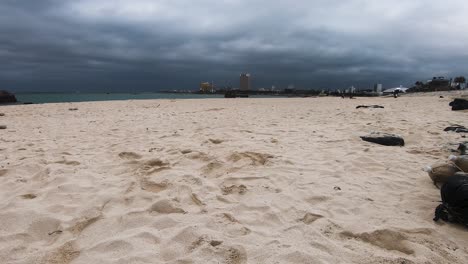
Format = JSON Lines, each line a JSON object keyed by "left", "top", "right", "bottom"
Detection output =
{"left": 227, "top": 151, "right": 274, "bottom": 166}
{"left": 201, "top": 152, "right": 273, "bottom": 177}
{"left": 118, "top": 152, "right": 142, "bottom": 160}
{"left": 149, "top": 200, "right": 185, "bottom": 214}
{"left": 201, "top": 161, "right": 225, "bottom": 177}
{"left": 187, "top": 235, "right": 209, "bottom": 252}
{"left": 305, "top": 195, "right": 331, "bottom": 205}
{"left": 20, "top": 194, "right": 37, "bottom": 199}
{"left": 190, "top": 193, "right": 205, "bottom": 206}
{"left": 137, "top": 159, "right": 170, "bottom": 175}
{"left": 68, "top": 212, "right": 102, "bottom": 235}
{"left": 205, "top": 108, "right": 225, "bottom": 112}
{"left": 180, "top": 149, "right": 193, "bottom": 154}
{"left": 184, "top": 151, "right": 212, "bottom": 162}
{"left": 340, "top": 229, "right": 414, "bottom": 255}
{"left": 209, "top": 139, "right": 224, "bottom": 144}
{"left": 224, "top": 246, "right": 248, "bottom": 264}
{"left": 221, "top": 184, "right": 247, "bottom": 195}
{"left": 210, "top": 240, "right": 223, "bottom": 247}
{"left": 210, "top": 213, "right": 251, "bottom": 237}
{"left": 0, "top": 169, "right": 8, "bottom": 177}
{"left": 55, "top": 160, "right": 81, "bottom": 166}
{"left": 140, "top": 178, "right": 170, "bottom": 193}
{"left": 41, "top": 241, "right": 80, "bottom": 264}
{"left": 298, "top": 213, "right": 323, "bottom": 224}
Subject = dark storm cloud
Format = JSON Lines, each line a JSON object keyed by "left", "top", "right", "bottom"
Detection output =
{"left": 1, "top": 0, "right": 468, "bottom": 91}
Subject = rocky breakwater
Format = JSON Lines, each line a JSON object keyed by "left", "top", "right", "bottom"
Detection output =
{"left": 0, "top": 90, "right": 17, "bottom": 103}
{"left": 449, "top": 98, "right": 468, "bottom": 111}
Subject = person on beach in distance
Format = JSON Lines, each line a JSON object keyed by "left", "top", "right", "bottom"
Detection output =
{"left": 393, "top": 89, "right": 400, "bottom": 98}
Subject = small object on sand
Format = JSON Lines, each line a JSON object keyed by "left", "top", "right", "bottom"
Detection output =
{"left": 0, "top": 125, "right": 6, "bottom": 129}
{"left": 210, "top": 240, "right": 223, "bottom": 247}
{"left": 356, "top": 105, "right": 384, "bottom": 109}
{"left": 69, "top": 108, "right": 78, "bottom": 111}
{"left": 0, "top": 113, "right": 4, "bottom": 116}
{"left": 48, "top": 230, "right": 63, "bottom": 236}
{"left": 424, "top": 163, "right": 460, "bottom": 187}
{"left": 449, "top": 98, "right": 468, "bottom": 111}
{"left": 449, "top": 155, "right": 468, "bottom": 172}
{"left": 440, "top": 96, "right": 444, "bottom": 98}
{"left": 444, "top": 125, "right": 468, "bottom": 133}
{"left": 360, "top": 132, "right": 405, "bottom": 146}
{"left": 333, "top": 186, "right": 341, "bottom": 191}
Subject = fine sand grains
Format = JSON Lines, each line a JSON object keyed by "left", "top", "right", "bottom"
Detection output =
{"left": 0, "top": 92, "right": 468, "bottom": 263}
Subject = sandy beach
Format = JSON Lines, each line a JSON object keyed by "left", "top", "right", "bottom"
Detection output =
{"left": 1, "top": 92, "right": 467, "bottom": 264}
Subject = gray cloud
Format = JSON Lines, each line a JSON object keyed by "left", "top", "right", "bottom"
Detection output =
{"left": 1, "top": 0, "right": 468, "bottom": 92}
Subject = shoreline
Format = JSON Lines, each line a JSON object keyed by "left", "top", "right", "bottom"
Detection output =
{"left": 1, "top": 90, "right": 466, "bottom": 106}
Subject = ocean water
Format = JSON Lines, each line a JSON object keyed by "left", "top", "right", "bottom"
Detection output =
{"left": 13, "top": 92, "right": 225, "bottom": 104}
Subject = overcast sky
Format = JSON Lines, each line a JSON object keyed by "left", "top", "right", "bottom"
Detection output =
{"left": 1, "top": 0, "right": 468, "bottom": 92}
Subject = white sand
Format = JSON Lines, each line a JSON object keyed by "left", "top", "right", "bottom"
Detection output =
{"left": 1, "top": 92, "right": 467, "bottom": 264}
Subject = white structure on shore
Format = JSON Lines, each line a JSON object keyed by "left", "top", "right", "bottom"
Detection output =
{"left": 383, "top": 85, "right": 409, "bottom": 94}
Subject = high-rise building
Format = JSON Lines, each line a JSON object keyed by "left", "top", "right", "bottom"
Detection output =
{"left": 374, "top": 83, "right": 382, "bottom": 93}
{"left": 240, "top": 73, "right": 250, "bottom": 91}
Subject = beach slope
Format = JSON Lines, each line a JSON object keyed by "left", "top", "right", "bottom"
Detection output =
{"left": 0, "top": 93, "right": 467, "bottom": 263}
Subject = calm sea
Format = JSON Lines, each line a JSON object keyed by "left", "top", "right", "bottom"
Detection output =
{"left": 13, "top": 92, "right": 225, "bottom": 104}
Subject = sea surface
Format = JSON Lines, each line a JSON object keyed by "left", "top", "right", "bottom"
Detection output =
{"left": 13, "top": 92, "right": 226, "bottom": 104}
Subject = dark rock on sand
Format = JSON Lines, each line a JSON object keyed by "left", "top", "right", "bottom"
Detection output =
{"left": 0, "top": 113, "right": 4, "bottom": 116}
{"left": 444, "top": 125, "right": 468, "bottom": 133}
{"left": 459, "top": 143, "right": 467, "bottom": 155}
{"left": 356, "top": 105, "right": 384, "bottom": 109}
{"left": 0, "top": 125, "right": 6, "bottom": 129}
{"left": 449, "top": 98, "right": 468, "bottom": 111}
{"left": 360, "top": 132, "right": 405, "bottom": 146}
{"left": 0, "top": 90, "right": 17, "bottom": 103}
{"left": 446, "top": 142, "right": 467, "bottom": 154}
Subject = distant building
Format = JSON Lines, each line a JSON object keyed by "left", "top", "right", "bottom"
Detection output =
{"left": 374, "top": 83, "right": 382, "bottom": 93}
{"left": 199, "top": 82, "right": 214, "bottom": 93}
{"left": 240, "top": 73, "right": 250, "bottom": 91}
{"left": 428, "top": 77, "right": 451, "bottom": 91}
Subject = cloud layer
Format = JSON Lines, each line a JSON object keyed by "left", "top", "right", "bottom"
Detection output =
{"left": 1, "top": 0, "right": 468, "bottom": 91}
